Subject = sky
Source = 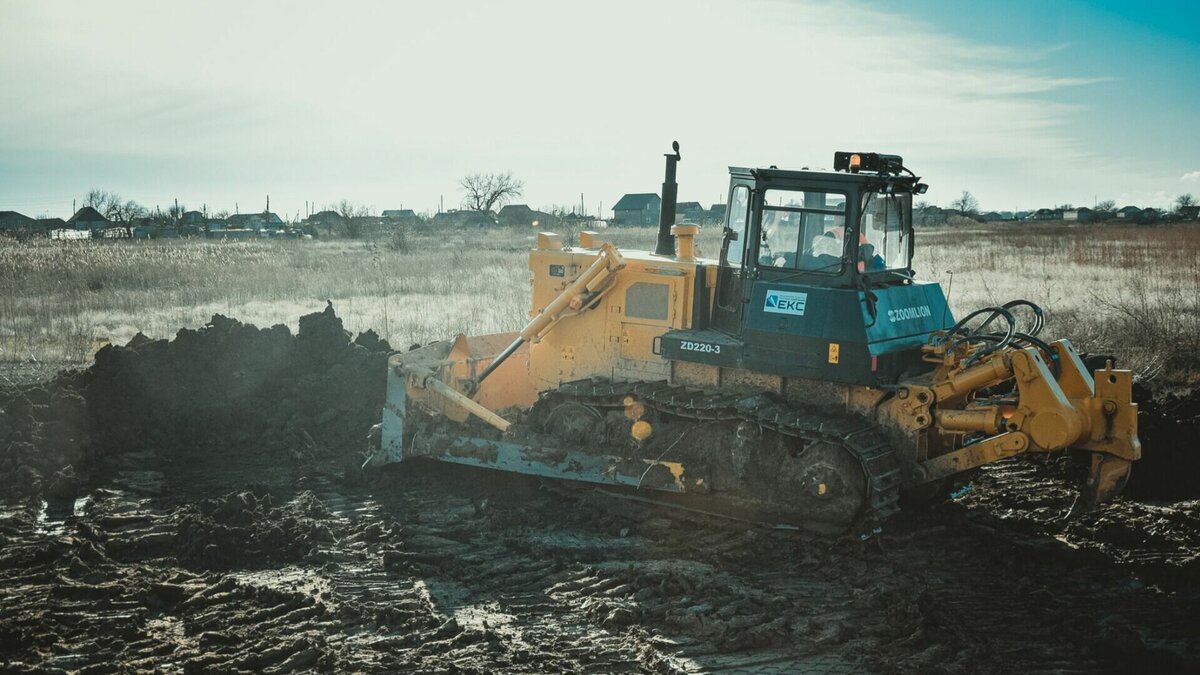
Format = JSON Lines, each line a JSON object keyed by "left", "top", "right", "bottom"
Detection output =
{"left": 1, "top": 0, "right": 1197, "bottom": 220}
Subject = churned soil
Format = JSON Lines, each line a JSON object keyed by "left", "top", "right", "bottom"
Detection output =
{"left": 1, "top": 305, "right": 1198, "bottom": 673}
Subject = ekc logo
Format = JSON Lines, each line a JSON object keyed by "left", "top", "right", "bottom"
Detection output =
{"left": 764, "top": 290, "right": 807, "bottom": 316}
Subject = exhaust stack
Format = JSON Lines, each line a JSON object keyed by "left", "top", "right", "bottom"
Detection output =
{"left": 655, "top": 141, "right": 681, "bottom": 257}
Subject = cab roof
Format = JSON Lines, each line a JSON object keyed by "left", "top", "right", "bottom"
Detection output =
{"left": 728, "top": 166, "right": 926, "bottom": 195}
{"left": 729, "top": 166, "right": 883, "bottom": 184}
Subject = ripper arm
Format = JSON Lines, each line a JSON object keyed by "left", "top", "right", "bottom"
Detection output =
{"left": 916, "top": 340, "right": 1140, "bottom": 507}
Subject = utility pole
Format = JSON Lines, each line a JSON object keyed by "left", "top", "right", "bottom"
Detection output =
{"left": 266, "top": 195, "right": 270, "bottom": 213}
{"left": 440, "top": 194, "right": 444, "bottom": 213}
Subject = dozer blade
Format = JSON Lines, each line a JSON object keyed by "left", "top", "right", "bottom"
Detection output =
{"left": 1069, "top": 452, "right": 1133, "bottom": 517}
{"left": 410, "top": 435, "right": 689, "bottom": 494}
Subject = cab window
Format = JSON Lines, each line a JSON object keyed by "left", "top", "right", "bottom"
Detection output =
{"left": 758, "top": 190, "right": 846, "bottom": 273}
{"left": 859, "top": 192, "right": 912, "bottom": 272}
{"left": 722, "top": 185, "right": 750, "bottom": 268}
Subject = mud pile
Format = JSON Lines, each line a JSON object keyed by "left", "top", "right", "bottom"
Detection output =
{"left": 0, "top": 303, "right": 390, "bottom": 501}
{"left": 1126, "top": 381, "right": 1200, "bottom": 500}
{"left": 89, "top": 302, "right": 390, "bottom": 463}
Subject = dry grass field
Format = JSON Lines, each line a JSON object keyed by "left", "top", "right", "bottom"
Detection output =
{"left": 2, "top": 222, "right": 1197, "bottom": 382}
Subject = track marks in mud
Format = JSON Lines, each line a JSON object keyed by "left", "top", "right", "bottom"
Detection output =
{"left": 3, "top": 464, "right": 1198, "bottom": 674}
{"left": 958, "top": 459, "right": 1200, "bottom": 587}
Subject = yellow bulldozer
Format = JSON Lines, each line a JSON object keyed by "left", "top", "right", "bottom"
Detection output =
{"left": 371, "top": 143, "right": 1140, "bottom": 532}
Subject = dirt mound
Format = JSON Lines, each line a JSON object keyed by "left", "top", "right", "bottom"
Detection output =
{"left": 90, "top": 302, "right": 390, "bottom": 462}
{"left": 1125, "top": 382, "right": 1200, "bottom": 500}
{"left": 0, "top": 303, "right": 390, "bottom": 502}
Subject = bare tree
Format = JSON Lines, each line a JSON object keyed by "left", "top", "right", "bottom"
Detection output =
{"left": 82, "top": 189, "right": 146, "bottom": 223}
{"left": 333, "top": 199, "right": 371, "bottom": 238}
{"left": 116, "top": 201, "right": 147, "bottom": 223}
{"left": 83, "top": 189, "right": 122, "bottom": 218}
{"left": 1176, "top": 193, "right": 1196, "bottom": 212}
{"left": 1095, "top": 199, "right": 1116, "bottom": 211}
{"left": 949, "top": 191, "right": 979, "bottom": 215}
{"left": 168, "top": 203, "right": 187, "bottom": 220}
{"left": 459, "top": 172, "right": 524, "bottom": 213}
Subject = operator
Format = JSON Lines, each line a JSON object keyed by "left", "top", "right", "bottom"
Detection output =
{"left": 810, "top": 215, "right": 844, "bottom": 259}
{"left": 760, "top": 211, "right": 797, "bottom": 267}
{"left": 858, "top": 243, "right": 887, "bottom": 271}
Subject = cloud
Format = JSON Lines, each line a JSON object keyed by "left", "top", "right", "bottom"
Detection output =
{"left": 1182, "top": 171, "right": 1200, "bottom": 182}
{"left": 0, "top": 0, "right": 1145, "bottom": 215}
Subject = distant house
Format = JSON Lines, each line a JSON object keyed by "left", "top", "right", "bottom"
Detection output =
{"left": 1179, "top": 205, "right": 1200, "bottom": 220}
{"left": 1062, "top": 207, "right": 1094, "bottom": 222}
{"left": 129, "top": 215, "right": 173, "bottom": 229}
{"left": 1141, "top": 208, "right": 1160, "bottom": 223}
{"left": 675, "top": 201, "right": 706, "bottom": 224}
{"left": 306, "top": 210, "right": 344, "bottom": 231}
{"left": 1029, "top": 208, "right": 1061, "bottom": 221}
{"left": 914, "top": 205, "right": 950, "bottom": 226}
{"left": 430, "top": 210, "right": 496, "bottom": 227}
{"left": 1115, "top": 206, "right": 1142, "bottom": 220}
{"left": 36, "top": 217, "right": 66, "bottom": 232}
{"left": 982, "top": 211, "right": 1006, "bottom": 222}
{"left": 180, "top": 210, "right": 207, "bottom": 226}
{"left": 227, "top": 211, "right": 285, "bottom": 231}
{"left": 0, "top": 211, "right": 36, "bottom": 231}
{"left": 497, "top": 204, "right": 553, "bottom": 227}
{"left": 612, "top": 193, "right": 661, "bottom": 226}
{"left": 707, "top": 204, "right": 727, "bottom": 225}
{"left": 381, "top": 209, "right": 417, "bottom": 219}
{"left": 67, "top": 206, "right": 110, "bottom": 231}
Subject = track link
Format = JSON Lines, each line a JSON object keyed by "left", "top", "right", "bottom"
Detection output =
{"left": 541, "top": 378, "right": 902, "bottom": 532}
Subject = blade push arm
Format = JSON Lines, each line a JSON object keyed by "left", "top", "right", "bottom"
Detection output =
{"left": 473, "top": 242, "right": 626, "bottom": 386}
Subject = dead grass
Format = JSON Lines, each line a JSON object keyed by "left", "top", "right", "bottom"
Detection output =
{"left": 0, "top": 226, "right": 718, "bottom": 363}
{"left": 916, "top": 222, "right": 1200, "bottom": 381}
{"left": 2, "top": 221, "right": 1194, "bottom": 381}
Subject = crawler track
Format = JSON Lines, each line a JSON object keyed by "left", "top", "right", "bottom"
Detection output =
{"left": 535, "top": 379, "right": 903, "bottom": 533}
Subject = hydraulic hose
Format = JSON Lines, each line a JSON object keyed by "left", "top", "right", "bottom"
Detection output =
{"left": 945, "top": 306, "right": 1017, "bottom": 364}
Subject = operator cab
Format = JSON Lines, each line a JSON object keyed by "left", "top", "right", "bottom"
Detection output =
{"left": 722, "top": 153, "right": 923, "bottom": 293}
{"left": 661, "top": 152, "right": 952, "bottom": 386}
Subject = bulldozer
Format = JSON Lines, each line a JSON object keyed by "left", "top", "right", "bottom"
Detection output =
{"left": 371, "top": 143, "right": 1140, "bottom": 532}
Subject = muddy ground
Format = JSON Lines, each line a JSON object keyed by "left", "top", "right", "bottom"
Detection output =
{"left": 1, "top": 306, "right": 1198, "bottom": 673}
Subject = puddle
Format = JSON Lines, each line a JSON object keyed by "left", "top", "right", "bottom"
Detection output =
{"left": 34, "top": 494, "right": 93, "bottom": 536}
